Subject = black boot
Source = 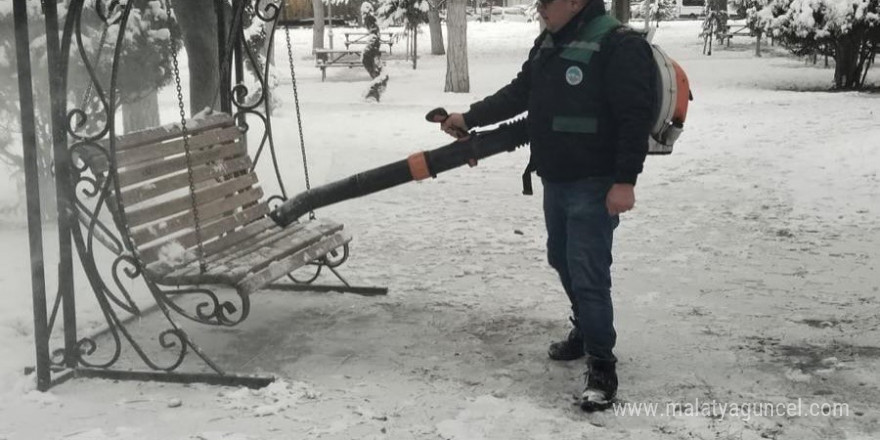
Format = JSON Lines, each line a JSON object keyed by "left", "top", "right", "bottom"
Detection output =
{"left": 580, "top": 358, "right": 618, "bottom": 412}
{"left": 548, "top": 320, "right": 585, "bottom": 361}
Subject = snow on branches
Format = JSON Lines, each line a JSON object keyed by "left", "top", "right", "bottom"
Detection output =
{"left": 757, "top": 0, "right": 879, "bottom": 38}
{"left": 0, "top": 0, "right": 179, "bottom": 196}
{"left": 376, "top": 0, "right": 430, "bottom": 29}
{"left": 755, "top": 0, "right": 879, "bottom": 87}
{"left": 361, "top": 1, "right": 390, "bottom": 101}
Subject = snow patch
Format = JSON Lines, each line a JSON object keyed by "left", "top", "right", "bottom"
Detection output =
{"left": 436, "top": 395, "right": 600, "bottom": 440}
{"left": 186, "top": 432, "right": 260, "bottom": 440}
{"left": 218, "top": 379, "right": 319, "bottom": 417}
{"left": 57, "top": 427, "right": 142, "bottom": 440}
{"left": 0, "top": 45, "right": 9, "bottom": 69}
{"left": 784, "top": 368, "right": 813, "bottom": 382}
{"left": 157, "top": 241, "right": 187, "bottom": 266}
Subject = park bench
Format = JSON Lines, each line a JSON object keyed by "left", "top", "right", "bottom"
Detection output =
{"left": 343, "top": 31, "right": 396, "bottom": 53}
{"left": 79, "top": 113, "right": 351, "bottom": 296}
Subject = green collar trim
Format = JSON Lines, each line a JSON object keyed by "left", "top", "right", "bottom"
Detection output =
{"left": 558, "top": 14, "right": 621, "bottom": 65}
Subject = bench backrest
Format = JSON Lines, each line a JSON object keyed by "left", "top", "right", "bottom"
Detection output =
{"left": 86, "top": 114, "right": 272, "bottom": 274}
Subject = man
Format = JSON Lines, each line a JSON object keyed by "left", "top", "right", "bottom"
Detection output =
{"left": 440, "top": 0, "right": 656, "bottom": 412}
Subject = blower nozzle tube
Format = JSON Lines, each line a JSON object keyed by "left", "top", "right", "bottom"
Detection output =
{"left": 270, "top": 118, "right": 529, "bottom": 227}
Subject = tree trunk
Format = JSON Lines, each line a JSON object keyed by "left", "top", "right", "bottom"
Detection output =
{"left": 122, "top": 91, "right": 160, "bottom": 133}
{"left": 612, "top": 0, "right": 630, "bottom": 23}
{"left": 755, "top": 29, "right": 762, "bottom": 57}
{"left": 312, "top": 0, "right": 325, "bottom": 51}
{"left": 412, "top": 26, "right": 418, "bottom": 69}
{"left": 834, "top": 34, "right": 862, "bottom": 89}
{"left": 173, "top": 0, "right": 221, "bottom": 113}
{"left": 445, "top": 0, "right": 469, "bottom": 93}
{"left": 428, "top": 2, "right": 445, "bottom": 55}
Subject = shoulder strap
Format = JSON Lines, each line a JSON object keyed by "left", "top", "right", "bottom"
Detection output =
{"left": 595, "top": 23, "right": 647, "bottom": 68}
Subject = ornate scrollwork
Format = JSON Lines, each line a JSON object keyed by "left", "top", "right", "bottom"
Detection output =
{"left": 156, "top": 286, "right": 251, "bottom": 327}
{"left": 95, "top": 0, "right": 125, "bottom": 25}
{"left": 67, "top": 6, "right": 114, "bottom": 142}
{"left": 323, "top": 243, "right": 350, "bottom": 268}
{"left": 109, "top": 255, "right": 143, "bottom": 314}
{"left": 231, "top": 83, "right": 259, "bottom": 111}
{"left": 70, "top": 140, "right": 127, "bottom": 258}
{"left": 253, "top": 0, "right": 281, "bottom": 22}
{"left": 288, "top": 265, "right": 323, "bottom": 284}
{"left": 76, "top": 330, "right": 121, "bottom": 369}
{"left": 286, "top": 243, "right": 350, "bottom": 284}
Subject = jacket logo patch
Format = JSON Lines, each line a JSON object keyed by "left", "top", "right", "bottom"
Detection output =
{"left": 565, "top": 66, "right": 583, "bottom": 86}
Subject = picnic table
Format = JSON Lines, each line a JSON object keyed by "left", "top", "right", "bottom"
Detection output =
{"left": 719, "top": 22, "right": 752, "bottom": 46}
{"left": 314, "top": 48, "right": 365, "bottom": 81}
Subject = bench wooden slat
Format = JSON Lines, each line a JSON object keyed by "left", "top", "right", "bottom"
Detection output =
{"left": 173, "top": 221, "right": 332, "bottom": 281}
{"left": 153, "top": 221, "right": 350, "bottom": 293}
{"left": 237, "top": 231, "right": 352, "bottom": 295}
{"left": 206, "top": 220, "right": 320, "bottom": 267}
{"left": 126, "top": 173, "right": 259, "bottom": 227}
{"left": 102, "top": 113, "right": 234, "bottom": 152}
{"left": 129, "top": 178, "right": 263, "bottom": 246}
{"left": 118, "top": 126, "right": 242, "bottom": 170}
{"left": 143, "top": 202, "right": 271, "bottom": 275}
{"left": 117, "top": 141, "right": 246, "bottom": 188}
{"left": 90, "top": 125, "right": 242, "bottom": 175}
{"left": 200, "top": 215, "right": 276, "bottom": 260}
{"left": 153, "top": 224, "right": 307, "bottom": 283}
{"left": 136, "top": 186, "right": 265, "bottom": 265}
{"left": 120, "top": 156, "right": 253, "bottom": 206}
{"left": 235, "top": 220, "right": 344, "bottom": 276}
{"left": 142, "top": 203, "right": 269, "bottom": 274}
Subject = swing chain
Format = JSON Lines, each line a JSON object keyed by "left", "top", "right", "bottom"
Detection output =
{"left": 284, "top": 26, "right": 315, "bottom": 220}
{"left": 168, "top": 1, "right": 207, "bottom": 274}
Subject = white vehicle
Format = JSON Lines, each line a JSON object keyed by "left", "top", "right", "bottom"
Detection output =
{"left": 678, "top": 0, "right": 706, "bottom": 18}
{"left": 499, "top": 6, "right": 533, "bottom": 22}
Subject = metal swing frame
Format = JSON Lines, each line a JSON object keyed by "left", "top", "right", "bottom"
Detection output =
{"left": 14, "top": 0, "right": 384, "bottom": 392}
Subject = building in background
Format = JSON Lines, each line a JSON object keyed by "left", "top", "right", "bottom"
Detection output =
{"left": 279, "top": 0, "right": 362, "bottom": 26}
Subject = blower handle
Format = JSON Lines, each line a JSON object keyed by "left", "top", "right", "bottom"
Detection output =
{"left": 425, "top": 107, "right": 469, "bottom": 139}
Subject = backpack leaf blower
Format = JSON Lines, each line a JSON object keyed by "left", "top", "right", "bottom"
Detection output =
{"left": 269, "top": 109, "right": 528, "bottom": 227}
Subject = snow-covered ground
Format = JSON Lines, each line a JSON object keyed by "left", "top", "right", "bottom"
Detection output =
{"left": 1, "top": 19, "right": 879, "bottom": 439}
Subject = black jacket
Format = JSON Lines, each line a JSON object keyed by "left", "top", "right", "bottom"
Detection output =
{"left": 463, "top": 1, "right": 656, "bottom": 185}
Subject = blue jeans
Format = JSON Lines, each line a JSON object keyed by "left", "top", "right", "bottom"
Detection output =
{"left": 543, "top": 177, "right": 619, "bottom": 362}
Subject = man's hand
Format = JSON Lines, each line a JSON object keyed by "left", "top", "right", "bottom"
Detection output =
{"left": 606, "top": 183, "right": 635, "bottom": 215}
{"left": 440, "top": 113, "right": 469, "bottom": 139}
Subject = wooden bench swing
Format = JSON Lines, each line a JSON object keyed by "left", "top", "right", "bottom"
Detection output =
{"left": 85, "top": 113, "right": 352, "bottom": 297}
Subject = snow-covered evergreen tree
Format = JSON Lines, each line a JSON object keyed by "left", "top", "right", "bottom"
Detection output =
{"left": 362, "top": 2, "right": 390, "bottom": 101}
{"left": 641, "top": 0, "right": 678, "bottom": 26}
{"left": 0, "top": 0, "right": 177, "bottom": 216}
{"left": 757, "top": 0, "right": 879, "bottom": 88}
{"left": 376, "top": 0, "right": 429, "bottom": 28}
